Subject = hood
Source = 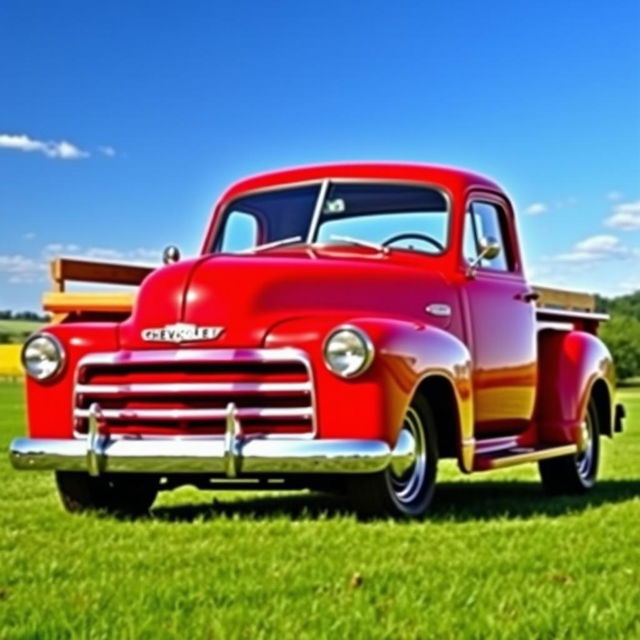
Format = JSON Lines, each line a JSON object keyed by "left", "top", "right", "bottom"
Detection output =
{"left": 120, "top": 247, "right": 457, "bottom": 349}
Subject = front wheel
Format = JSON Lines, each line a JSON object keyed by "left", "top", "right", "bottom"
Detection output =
{"left": 56, "top": 472, "right": 159, "bottom": 517}
{"left": 348, "top": 395, "right": 438, "bottom": 518}
{"left": 539, "top": 396, "right": 601, "bottom": 494}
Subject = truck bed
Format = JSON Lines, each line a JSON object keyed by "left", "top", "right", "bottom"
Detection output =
{"left": 533, "top": 285, "right": 608, "bottom": 333}
{"left": 43, "top": 257, "right": 153, "bottom": 322}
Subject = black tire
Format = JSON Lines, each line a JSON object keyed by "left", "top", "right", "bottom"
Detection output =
{"left": 539, "top": 396, "right": 601, "bottom": 494}
{"left": 56, "top": 472, "right": 159, "bottom": 517}
{"left": 348, "top": 395, "right": 438, "bottom": 519}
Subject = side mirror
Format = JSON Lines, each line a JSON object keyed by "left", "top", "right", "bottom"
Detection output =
{"left": 479, "top": 236, "right": 501, "bottom": 260}
{"left": 163, "top": 245, "right": 181, "bottom": 265}
{"left": 466, "top": 236, "right": 501, "bottom": 278}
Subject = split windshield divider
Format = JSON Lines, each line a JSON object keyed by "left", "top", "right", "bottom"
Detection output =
{"left": 306, "top": 179, "right": 331, "bottom": 244}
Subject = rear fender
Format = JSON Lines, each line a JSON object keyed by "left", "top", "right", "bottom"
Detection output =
{"left": 535, "top": 330, "right": 615, "bottom": 445}
{"left": 265, "top": 316, "right": 474, "bottom": 472}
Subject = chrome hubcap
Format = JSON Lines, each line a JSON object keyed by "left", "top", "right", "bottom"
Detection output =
{"left": 576, "top": 415, "right": 594, "bottom": 478}
{"left": 390, "top": 429, "right": 417, "bottom": 477}
{"left": 389, "top": 407, "right": 427, "bottom": 505}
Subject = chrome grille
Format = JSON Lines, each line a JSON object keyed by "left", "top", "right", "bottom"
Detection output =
{"left": 74, "top": 349, "right": 315, "bottom": 437}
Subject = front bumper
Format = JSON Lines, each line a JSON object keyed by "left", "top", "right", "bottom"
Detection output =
{"left": 11, "top": 402, "right": 415, "bottom": 478}
{"left": 9, "top": 436, "right": 397, "bottom": 476}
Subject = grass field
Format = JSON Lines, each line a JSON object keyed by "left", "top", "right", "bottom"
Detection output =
{"left": 0, "top": 320, "right": 42, "bottom": 344}
{"left": 0, "top": 382, "right": 638, "bottom": 639}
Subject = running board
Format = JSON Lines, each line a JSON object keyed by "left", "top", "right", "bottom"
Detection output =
{"left": 473, "top": 444, "right": 579, "bottom": 471}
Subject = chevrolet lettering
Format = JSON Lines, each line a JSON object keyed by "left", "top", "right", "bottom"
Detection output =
{"left": 141, "top": 323, "right": 224, "bottom": 343}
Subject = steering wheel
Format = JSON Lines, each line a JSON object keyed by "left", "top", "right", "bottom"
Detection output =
{"left": 381, "top": 232, "right": 444, "bottom": 253}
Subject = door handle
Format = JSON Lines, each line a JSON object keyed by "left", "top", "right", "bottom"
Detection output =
{"left": 517, "top": 290, "right": 540, "bottom": 303}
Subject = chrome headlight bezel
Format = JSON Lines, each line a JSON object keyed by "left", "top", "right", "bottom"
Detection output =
{"left": 21, "top": 333, "right": 66, "bottom": 381}
{"left": 323, "top": 325, "right": 374, "bottom": 378}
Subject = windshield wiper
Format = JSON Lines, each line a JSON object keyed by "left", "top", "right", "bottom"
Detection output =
{"left": 239, "top": 236, "right": 304, "bottom": 254}
{"left": 326, "top": 235, "right": 388, "bottom": 254}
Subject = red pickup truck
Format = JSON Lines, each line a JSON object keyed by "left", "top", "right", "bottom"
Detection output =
{"left": 10, "top": 163, "right": 626, "bottom": 518}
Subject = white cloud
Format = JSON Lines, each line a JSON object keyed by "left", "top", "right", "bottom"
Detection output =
{"left": 98, "top": 145, "right": 116, "bottom": 157}
{"left": 1, "top": 245, "right": 161, "bottom": 285}
{"left": 607, "top": 191, "right": 623, "bottom": 201}
{"left": 605, "top": 201, "right": 640, "bottom": 231}
{"left": 554, "top": 197, "right": 578, "bottom": 209}
{"left": 0, "top": 254, "right": 47, "bottom": 284}
{"left": 525, "top": 202, "right": 548, "bottom": 215}
{"left": 23, "top": 232, "right": 35, "bottom": 240}
{"left": 554, "top": 234, "right": 638, "bottom": 263}
{"left": 42, "top": 244, "right": 161, "bottom": 264}
{"left": 0, "top": 133, "right": 89, "bottom": 160}
{"left": 575, "top": 235, "right": 621, "bottom": 252}
{"left": 42, "top": 243, "right": 80, "bottom": 258}
{"left": 128, "top": 248, "right": 162, "bottom": 262}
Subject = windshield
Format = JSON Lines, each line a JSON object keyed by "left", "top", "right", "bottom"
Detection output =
{"left": 212, "top": 182, "right": 449, "bottom": 255}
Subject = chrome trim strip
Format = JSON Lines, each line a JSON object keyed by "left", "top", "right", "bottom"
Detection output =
{"left": 74, "top": 407, "right": 313, "bottom": 421}
{"left": 9, "top": 436, "right": 394, "bottom": 475}
{"left": 76, "top": 381, "right": 312, "bottom": 396}
{"left": 78, "top": 347, "right": 310, "bottom": 367}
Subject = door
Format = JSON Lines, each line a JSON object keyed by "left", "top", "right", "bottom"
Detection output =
{"left": 461, "top": 198, "right": 537, "bottom": 436}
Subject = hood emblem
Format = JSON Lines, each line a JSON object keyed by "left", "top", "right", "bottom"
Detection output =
{"left": 141, "top": 323, "right": 224, "bottom": 343}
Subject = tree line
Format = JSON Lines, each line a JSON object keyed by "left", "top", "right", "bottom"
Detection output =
{"left": 0, "top": 310, "right": 50, "bottom": 322}
{"left": 597, "top": 291, "right": 640, "bottom": 380}
{"left": 0, "top": 311, "right": 50, "bottom": 344}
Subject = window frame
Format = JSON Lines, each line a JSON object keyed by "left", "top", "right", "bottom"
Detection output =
{"left": 462, "top": 192, "right": 522, "bottom": 275}
{"left": 210, "top": 179, "right": 454, "bottom": 257}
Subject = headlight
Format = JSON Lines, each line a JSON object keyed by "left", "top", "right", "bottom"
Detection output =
{"left": 21, "top": 334, "right": 65, "bottom": 380}
{"left": 324, "top": 326, "right": 374, "bottom": 378}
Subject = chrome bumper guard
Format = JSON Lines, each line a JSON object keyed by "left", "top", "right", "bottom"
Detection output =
{"left": 10, "top": 403, "right": 411, "bottom": 477}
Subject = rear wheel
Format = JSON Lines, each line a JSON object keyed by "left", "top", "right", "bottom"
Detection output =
{"left": 348, "top": 395, "right": 438, "bottom": 518}
{"left": 56, "top": 472, "right": 159, "bottom": 517}
{"left": 539, "top": 396, "right": 600, "bottom": 494}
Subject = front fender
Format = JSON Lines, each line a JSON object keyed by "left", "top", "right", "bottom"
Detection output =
{"left": 535, "top": 330, "right": 615, "bottom": 445}
{"left": 264, "top": 316, "right": 473, "bottom": 470}
{"left": 24, "top": 323, "right": 120, "bottom": 438}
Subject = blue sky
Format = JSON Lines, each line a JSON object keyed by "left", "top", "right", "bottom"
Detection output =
{"left": 1, "top": 0, "right": 639, "bottom": 310}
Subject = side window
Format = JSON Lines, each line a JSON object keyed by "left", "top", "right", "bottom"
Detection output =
{"left": 219, "top": 211, "right": 259, "bottom": 252}
{"left": 465, "top": 202, "right": 511, "bottom": 271}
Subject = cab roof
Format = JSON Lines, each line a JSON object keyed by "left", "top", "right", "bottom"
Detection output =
{"left": 218, "top": 162, "right": 505, "bottom": 204}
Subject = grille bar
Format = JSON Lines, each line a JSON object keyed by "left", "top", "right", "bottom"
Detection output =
{"left": 74, "top": 406, "right": 313, "bottom": 421}
{"left": 74, "top": 348, "right": 316, "bottom": 437}
{"left": 76, "top": 381, "right": 312, "bottom": 396}
{"left": 78, "top": 348, "right": 310, "bottom": 366}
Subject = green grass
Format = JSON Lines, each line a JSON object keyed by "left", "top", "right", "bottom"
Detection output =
{"left": 0, "top": 383, "right": 638, "bottom": 639}
{"left": 0, "top": 320, "right": 43, "bottom": 344}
